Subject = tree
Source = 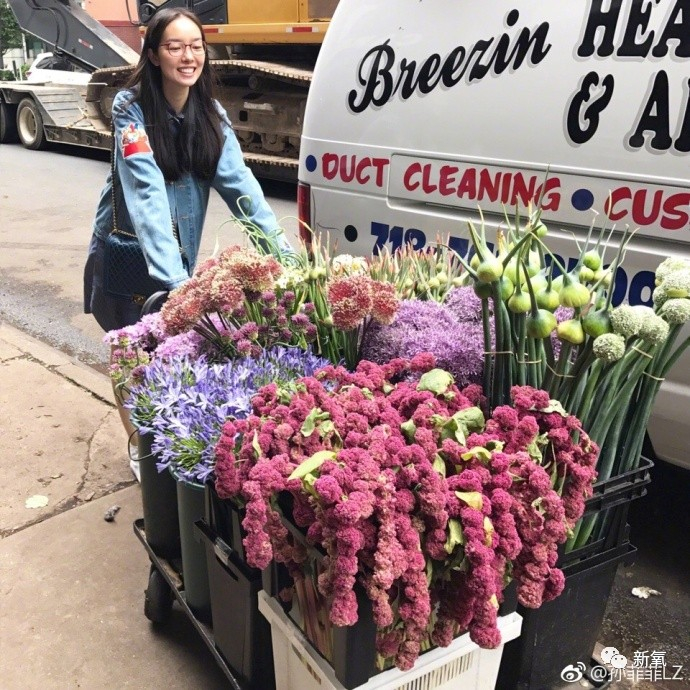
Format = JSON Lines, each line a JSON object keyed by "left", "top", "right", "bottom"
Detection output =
{"left": 0, "top": 1, "right": 23, "bottom": 70}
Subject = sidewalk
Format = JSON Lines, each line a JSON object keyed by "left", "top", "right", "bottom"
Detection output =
{"left": 0, "top": 323, "right": 227, "bottom": 689}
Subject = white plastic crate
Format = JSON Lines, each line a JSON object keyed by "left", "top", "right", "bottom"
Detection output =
{"left": 258, "top": 591, "right": 522, "bottom": 690}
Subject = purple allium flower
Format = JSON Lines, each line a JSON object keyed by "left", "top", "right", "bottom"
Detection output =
{"left": 361, "top": 299, "right": 489, "bottom": 387}
{"left": 444, "top": 286, "right": 485, "bottom": 323}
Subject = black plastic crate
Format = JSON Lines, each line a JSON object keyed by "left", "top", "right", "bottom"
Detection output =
{"left": 195, "top": 519, "right": 275, "bottom": 690}
{"left": 497, "top": 542, "right": 637, "bottom": 690}
{"left": 583, "top": 455, "right": 653, "bottom": 516}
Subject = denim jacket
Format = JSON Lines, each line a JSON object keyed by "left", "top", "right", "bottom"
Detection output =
{"left": 92, "top": 89, "right": 287, "bottom": 290}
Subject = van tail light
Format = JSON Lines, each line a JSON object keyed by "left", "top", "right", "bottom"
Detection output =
{"left": 297, "top": 181, "right": 313, "bottom": 248}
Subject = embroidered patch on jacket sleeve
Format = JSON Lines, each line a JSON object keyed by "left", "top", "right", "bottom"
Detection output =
{"left": 121, "top": 123, "right": 153, "bottom": 157}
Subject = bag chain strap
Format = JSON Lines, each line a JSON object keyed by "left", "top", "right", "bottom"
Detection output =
{"left": 109, "top": 123, "right": 182, "bottom": 252}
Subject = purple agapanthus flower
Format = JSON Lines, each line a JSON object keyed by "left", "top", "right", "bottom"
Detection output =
{"left": 361, "top": 299, "right": 490, "bottom": 388}
{"left": 126, "top": 346, "right": 330, "bottom": 484}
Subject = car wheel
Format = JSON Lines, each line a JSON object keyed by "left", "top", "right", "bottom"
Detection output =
{"left": 0, "top": 101, "right": 19, "bottom": 143}
{"left": 16, "top": 98, "right": 47, "bottom": 150}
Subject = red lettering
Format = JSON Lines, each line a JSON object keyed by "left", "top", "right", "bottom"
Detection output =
{"left": 605, "top": 187, "right": 631, "bottom": 221}
{"left": 501, "top": 173, "right": 513, "bottom": 204}
{"left": 539, "top": 177, "right": 561, "bottom": 212}
{"left": 340, "top": 155, "right": 356, "bottom": 183}
{"left": 421, "top": 164, "right": 438, "bottom": 194}
{"left": 371, "top": 158, "right": 389, "bottom": 187}
{"left": 661, "top": 192, "right": 690, "bottom": 230}
{"left": 631, "top": 188, "right": 663, "bottom": 226}
{"left": 355, "top": 157, "right": 372, "bottom": 185}
{"left": 457, "top": 168, "right": 477, "bottom": 199}
{"left": 404, "top": 162, "right": 422, "bottom": 191}
{"left": 439, "top": 165, "right": 459, "bottom": 196}
{"left": 510, "top": 173, "right": 538, "bottom": 208}
{"left": 322, "top": 153, "right": 339, "bottom": 180}
{"left": 478, "top": 169, "right": 500, "bottom": 202}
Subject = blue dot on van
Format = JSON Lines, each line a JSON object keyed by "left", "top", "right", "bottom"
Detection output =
{"left": 572, "top": 189, "right": 594, "bottom": 211}
{"left": 305, "top": 155, "right": 317, "bottom": 172}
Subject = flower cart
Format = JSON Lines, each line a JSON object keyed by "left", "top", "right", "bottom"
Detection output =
{"left": 107, "top": 219, "right": 690, "bottom": 690}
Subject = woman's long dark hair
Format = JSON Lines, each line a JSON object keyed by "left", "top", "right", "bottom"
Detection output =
{"left": 126, "top": 8, "right": 223, "bottom": 181}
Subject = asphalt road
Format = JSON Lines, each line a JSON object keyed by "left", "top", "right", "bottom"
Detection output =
{"left": 0, "top": 141, "right": 299, "bottom": 373}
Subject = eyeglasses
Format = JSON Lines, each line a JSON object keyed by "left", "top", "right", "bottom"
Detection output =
{"left": 159, "top": 40, "right": 207, "bottom": 57}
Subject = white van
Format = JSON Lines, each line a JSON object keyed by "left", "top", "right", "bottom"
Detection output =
{"left": 298, "top": 0, "right": 690, "bottom": 470}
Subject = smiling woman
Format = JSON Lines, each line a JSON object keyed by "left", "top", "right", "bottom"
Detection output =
{"left": 83, "top": 6, "right": 292, "bottom": 470}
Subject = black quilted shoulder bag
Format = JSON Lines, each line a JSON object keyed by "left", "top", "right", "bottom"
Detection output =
{"left": 103, "top": 127, "right": 183, "bottom": 305}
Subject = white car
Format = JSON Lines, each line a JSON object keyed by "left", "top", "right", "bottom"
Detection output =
{"left": 25, "top": 52, "right": 91, "bottom": 85}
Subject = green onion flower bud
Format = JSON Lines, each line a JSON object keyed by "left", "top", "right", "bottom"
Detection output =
{"left": 523, "top": 274, "right": 547, "bottom": 294}
{"left": 557, "top": 318, "right": 585, "bottom": 344}
{"left": 476, "top": 256, "right": 504, "bottom": 283}
{"left": 526, "top": 309, "right": 557, "bottom": 338}
{"left": 582, "top": 308, "right": 612, "bottom": 337}
{"left": 503, "top": 260, "right": 519, "bottom": 285}
{"left": 559, "top": 277, "right": 591, "bottom": 308}
{"left": 454, "top": 275, "right": 469, "bottom": 287}
{"left": 655, "top": 258, "right": 690, "bottom": 285}
{"left": 593, "top": 268, "right": 613, "bottom": 288}
{"left": 508, "top": 290, "right": 531, "bottom": 314}
{"left": 428, "top": 277, "right": 441, "bottom": 289}
{"left": 474, "top": 281, "right": 493, "bottom": 299}
{"left": 532, "top": 221, "right": 548, "bottom": 238}
{"left": 593, "top": 332, "right": 626, "bottom": 362}
{"left": 526, "top": 250, "right": 542, "bottom": 277}
{"left": 610, "top": 304, "right": 643, "bottom": 338}
{"left": 660, "top": 298, "right": 690, "bottom": 324}
{"left": 470, "top": 253, "right": 481, "bottom": 270}
{"left": 498, "top": 276, "right": 515, "bottom": 301}
{"left": 536, "top": 287, "right": 561, "bottom": 311}
{"left": 583, "top": 250, "right": 602, "bottom": 271}
{"left": 436, "top": 271, "right": 448, "bottom": 283}
{"left": 578, "top": 266, "right": 596, "bottom": 283}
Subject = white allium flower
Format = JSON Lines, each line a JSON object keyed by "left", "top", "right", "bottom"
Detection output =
{"left": 655, "top": 258, "right": 690, "bottom": 285}
{"left": 661, "top": 269, "right": 690, "bottom": 297}
{"left": 639, "top": 313, "right": 670, "bottom": 345}
{"left": 276, "top": 266, "right": 306, "bottom": 289}
{"left": 593, "top": 333, "right": 626, "bottom": 362}
{"left": 331, "top": 254, "right": 368, "bottom": 276}
{"left": 610, "top": 304, "right": 643, "bottom": 338}
{"left": 660, "top": 298, "right": 690, "bottom": 325}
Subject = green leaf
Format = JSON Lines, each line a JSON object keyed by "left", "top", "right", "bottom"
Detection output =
{"left": 319, "top": 419, "right": 335, "bottom": 437}
{"left": 460, "top": 446, "right": 492, "bottom": 463}
{"left": 455, "top": 491, "right": 484, "bottom": 511}
{"left": 252, "top": 431, "right": 262, "bottom": 458}
{"left": 417, "top": 369, "right": 454, "bottom": 395}
{"left": 433, "top": 454, "right": 447, "bottom": 478}
{"left": 401, "top": 419, "right": 417, "bottom": 442}
{"left": 288, "top": 450, "right": 336, "bottom": 481}
{"left": 444, "top": 518, "right": 465, "bottom": 554}
{"left": 301, "top": 407, "right": 330, "bottom": 437}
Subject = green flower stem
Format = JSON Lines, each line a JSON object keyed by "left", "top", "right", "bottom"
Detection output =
{"left": 621, "top": 330, "right": 690, "bottom": 473}
{"left": 481, "top": 298, "right": 493, "bottom": 400}
{"left": 541, "top": 336, "right": 556, "bottom": 392}
{"left": 557, "top": 340, "right": 594, "bottom": 405}
{"left": 547, "top": 341, "right": 573, "bottom": 399}
{"left": 515, "top": 312, "right": 527, "bottom": 387}
{"left": 567, "top": 358, "right": 603, "bottom": 422}
{"left": 587, "top": 346, "right": 652, "bottom": 440}
{"left": 527, "top": 337, "right": 538, "bottom": 388}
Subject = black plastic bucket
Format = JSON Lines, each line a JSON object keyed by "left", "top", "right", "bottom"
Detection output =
{"left": 138, "top": 433, "right": 181, "bottom": 559}
{"left": 173, "top": 471, "right": 211, "bottom": 624}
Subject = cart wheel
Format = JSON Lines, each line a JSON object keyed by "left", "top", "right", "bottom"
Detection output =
{"left": 144, "top": 565, "right": 173, "bottom": 623}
